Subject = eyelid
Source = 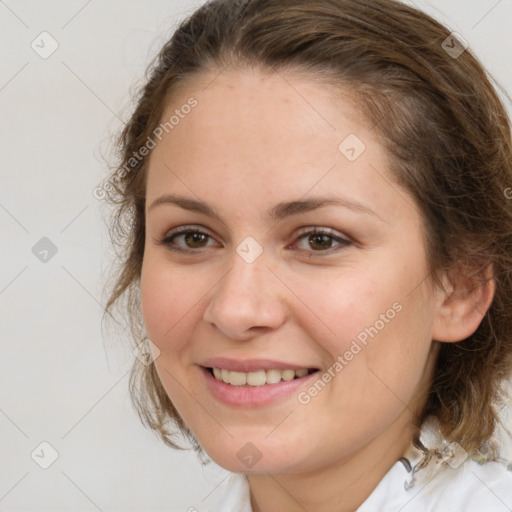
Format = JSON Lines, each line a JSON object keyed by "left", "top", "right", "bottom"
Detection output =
{"left": 290, "top": 226, "right": 352, "bottom": 254}
{"left": 160, "top": 225, "right": 349, "bottom": 241}
{"left": 293, "top": 225, "right": 349, "bottom": 241}
{"left": 157, "top": 224, "right": 352, "bottom": 256}
{"left": 158, "top": 224, "right": 219, "bottom": 247}
{"left": 162, "top": 224, "right": 214, "bottom": 238}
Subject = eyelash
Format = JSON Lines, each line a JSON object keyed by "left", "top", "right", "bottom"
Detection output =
{"left": 157, "top": 225, "right": 352, "bottom": 257}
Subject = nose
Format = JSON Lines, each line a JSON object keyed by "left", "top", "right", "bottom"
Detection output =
{"left": 202, "top": 250, "right": 288, "bottom": 341}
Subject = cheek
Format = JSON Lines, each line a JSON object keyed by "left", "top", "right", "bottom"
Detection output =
{"left": 364, "top": 288, "right": 435, "bottom": 389}
{"left": 293, "top": 268, "right": 388, "bottom": 357}
{"left": 140, "top": 253, "right": 201, "bottom": 354}
{"left": 303, "top": 255, "right": 434, "bottom": 394}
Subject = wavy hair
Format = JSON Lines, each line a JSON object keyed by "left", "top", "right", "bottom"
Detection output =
{"left": 101, "top": 0, "right": 512, "bottom": 458}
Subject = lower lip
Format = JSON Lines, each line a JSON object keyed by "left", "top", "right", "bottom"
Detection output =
{"left": 200, "top": 366, "right": 319, "bottom": 407}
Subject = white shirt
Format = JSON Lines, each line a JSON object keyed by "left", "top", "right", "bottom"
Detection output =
{"left": 197, "top": 418, "right": 512, "bottom": 511}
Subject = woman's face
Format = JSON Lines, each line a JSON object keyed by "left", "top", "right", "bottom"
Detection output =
{"left": 140, "top": 68, "right": 442, "bottom": 474}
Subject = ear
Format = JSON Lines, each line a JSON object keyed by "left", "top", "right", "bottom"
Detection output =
{"left": 432, "top": 261, "right": 495, "bottom": 343}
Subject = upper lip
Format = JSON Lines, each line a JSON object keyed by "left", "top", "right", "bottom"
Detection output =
{"left": 200, "top": 357, "right": 318, "bottom": 373}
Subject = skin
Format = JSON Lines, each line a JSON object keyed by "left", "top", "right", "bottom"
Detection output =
{"left": 140, "top": 67, "right": 494, "bottom": 511}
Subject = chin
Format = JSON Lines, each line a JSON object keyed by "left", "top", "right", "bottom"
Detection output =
{"left": 200, "top": 439, "right": 307, "bottom": 475}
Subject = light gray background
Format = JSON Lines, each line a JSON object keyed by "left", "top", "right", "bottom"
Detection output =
{"left": 1, "top": 1, "right": 511, "bottom": 511}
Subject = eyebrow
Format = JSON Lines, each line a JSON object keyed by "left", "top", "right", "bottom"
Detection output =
{"left": 148, "top": 193, "right": 383, "bottom": 223}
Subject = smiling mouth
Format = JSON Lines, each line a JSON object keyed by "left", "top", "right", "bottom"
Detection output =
{"left": 206, "top": 367, "right": 319, "bottom": 387}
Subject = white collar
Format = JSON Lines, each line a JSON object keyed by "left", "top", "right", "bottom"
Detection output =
{"left": 199, "top": 417, "right": 512, "bottom": 511}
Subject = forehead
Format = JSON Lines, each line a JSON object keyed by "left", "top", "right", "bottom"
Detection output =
{"left": 145, "top": 68, "right": 407, "bottom": 224}
{"left": 160, "top": 67, "right": 362, "bottom": 146}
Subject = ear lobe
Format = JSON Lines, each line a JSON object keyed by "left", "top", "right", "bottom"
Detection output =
{"left": 432, "top": 261, "right": 495, "bottom": 343}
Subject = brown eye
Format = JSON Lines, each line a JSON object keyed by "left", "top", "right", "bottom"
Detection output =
{"left": 307, "top": 233, "right": 335, "bottom": 251}
{"left": 181, "top": 232, "right": 209, "bottom": 248}
{"left": 293, "top": 227, "right": 351, "bottom": 255}
{"left": 158, "top": 226, "right": 217, "bottom": 253}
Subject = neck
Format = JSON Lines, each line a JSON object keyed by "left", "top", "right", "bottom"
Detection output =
{"left": 247, "top": 409, "right": 415, "bottom": 512}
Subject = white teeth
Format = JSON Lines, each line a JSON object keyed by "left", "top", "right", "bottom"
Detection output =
{"left": 229, "top": 371, "right": 247, "bottom": 386}
{"left": 266, "top": 368, "right": 282, "bottom": 384}
{"left": 247, "top": 370, "right": 266, "bottom": 386}
{"left": 211, "top": 367, "right": 312, "bottom": 386}
{"left": 281, "top": 369, "right": 296, "bottom": 381}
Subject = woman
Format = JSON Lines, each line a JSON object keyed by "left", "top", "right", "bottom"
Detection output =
{"left": 103, "top": 0, "right": 512, "bottom": 509}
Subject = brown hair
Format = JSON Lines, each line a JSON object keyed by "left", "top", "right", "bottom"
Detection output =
{"left": 102, "top": 0, "right": 512, "bottom": 458}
